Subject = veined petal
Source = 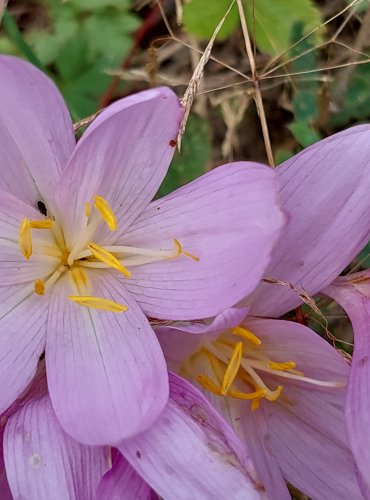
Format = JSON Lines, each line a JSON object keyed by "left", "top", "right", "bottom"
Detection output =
{"left": 325, "top": 273, "right": 370, "bottom": 493}
{"left": 0, "top": 56, "right": 74, "bottom": 208}
{"left": 0, "top": 283, "right": 47, "bottom": 414}
{"left": 97, "top": 453, "right": 153, "bottom": 500}
{"left": 46, "top": 271, "right": 168, "bottom": 445}
{"left": 249, "top": 125, "right": 370, "bottom": 317}
{"left": 4, "top": 395, "right": 109, "bottom": 500}
{"left": 54, "top": 87, "right": 183, "bottom": 249}
{"left": 119, "top": 162, "right": 285, "bottom": 320}
{"left": 156, "top": 307, "right": 249, "bottom": 370}
{"left": 119, "top": 373, "right": 263, "bottom": 500}
{"left": 0, "top": 416, "right": 12, "bottom": 499}
{"left": 0, "top": 190, "right": 59, "bottom": 286}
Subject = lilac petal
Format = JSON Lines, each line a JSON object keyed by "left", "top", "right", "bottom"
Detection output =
{"left": 0, "top": 283, "right": 47, "bottom": 414}
{"left": 249, "top": 125, "right": 370, "bottom": 317}
{"left": 97, "top": 453, "right": 153, "bottom": 500}
{"left": 264, "top": 388, "right": 363, "bottom": 499}
{"left": 0, "top": 419, "right": 12, "bottom": 499}
{"left": 0, "top": 190, "right": 60, "bottom": 285}
{"left": 4, "top": 395, "right": 109, "bottom": 500}
{"left": 156, "top": 307, "right": 249, "bottom": 370}
{"left": 0, "top": 55, "right": 74, "bottom": 208}
{"left": 54, "top": 87, "right": 183, "bottom": 249}
{"left": 46, "top": 272, "right": 168, "bottom": 445}
{"left": 119, "top": 162, "right": 285, "bottom": 319}
{"left": 119, "top": 373, "right": 263, "bottom": 500}
{"left": 325, "top": 273, "right": 370, "bottom": 492}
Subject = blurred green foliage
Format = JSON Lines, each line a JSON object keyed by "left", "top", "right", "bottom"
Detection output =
{"left": 1, "top": 0, "right": 140, "bottom": 119}
{"left": 183, "top": 0, "right": 321, "bottom": 55}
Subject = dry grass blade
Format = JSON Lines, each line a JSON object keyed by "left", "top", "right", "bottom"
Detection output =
{"left": 177, "top": 0, "right": 236, "bottom": 149}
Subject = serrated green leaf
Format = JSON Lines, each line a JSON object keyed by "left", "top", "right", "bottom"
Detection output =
{"left": 183, "top": 0, "right": 239, "bottom": 41}
{"left": 244, "top": 0, "right": 321, "bottom": 55}
{"left": 68, "top": 0, "right": 132, "bottom": 10}
{"left": 158, "top": 116, "right": 211, "bottom": 197}
{"left": 55, "top": 35, "right": 88, "bottom": 81}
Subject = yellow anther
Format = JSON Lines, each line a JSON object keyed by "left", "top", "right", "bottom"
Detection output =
{"left": 87, "top": 242, "right": 131, "bottom": 277}
{"left": 268, "top": 361, "right": 296, "bottom": 371}
{"left": 19, "top": 218, "right": 32, "bottom": 259}
{"left": 228, "top": 387, "right": 267, "bottom": 400}
{"left": 29, "top": 220, "right": 53, "bottom": 229}
{"left": 85, "top": 202, "right": 91, "bottom": 217}
{"left": 221, "top": 341, "right": 243, "bottom": 395}
{"left": 94, "top": 195, "right": 117, "bottom": 231}
{"left": 231, "top": 326, "right": 261, "bottom": 346}
{"left": 197, "top": 374, "right": 223, "bottom": 396}
{"left": 173, "top": 239, "right": 199, "bottom": 262}
{"left": 251, "top": 398, "right": 261, "bottom": 412}
{"left": 34, "top": 279, "right": 45, "bottom": 295}
{"left": 265, "top": 385, "right": 283, "bottom": 402}
{"left": 68, "top": 296, "right": 128, "bottom": 312}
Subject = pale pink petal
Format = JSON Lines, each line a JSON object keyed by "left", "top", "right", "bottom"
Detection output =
{"left": 0, "top": 283, "right": 47, "bottom": 414}
{"left": 46, "top": 272, "right": 168, "bottom": 445}
{"left": 156, "top": 307, "right": 249, "bottom": 370}
{"left": 97, "top": 453, "right": 153, "bottom": 500}
{"left": 250, "top": 125, "right": 370, "bottom": 317}
{"left": 0, "top": 56, "right": 74, "bottom": 208}
{"left": 0, "top": 190, "right": 60, "bottom": 285}
{"left": 119, "top": 373, "right": 263, "bottom": 500}
{"left": 325, "top": 273, "right": 370, "bottom": 492}
{"left": 0, "top": 417, "right": 12, "bottom": 499}
{"left": 54, "top": 87, "right": 183, "bottom": 249}
{"left": 4, "top": 395, "right": 109, "bottom": 499}
{"left": 119, "top": 162, "right": 285, "bottom": 319}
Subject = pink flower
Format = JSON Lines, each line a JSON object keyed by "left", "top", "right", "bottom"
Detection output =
{"left": 156, "top": 126, "right": 370, "bottom": 498}
{"left": 0, "top": 55, "right": 284, "bottom": 445}
{"left": 1, "top": 371, "right": 266, "bottom": 499}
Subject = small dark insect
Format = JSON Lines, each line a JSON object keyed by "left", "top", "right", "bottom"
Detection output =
{"left": 37, "top": 200, "right": 47, "bottom": 216}
{"left": 169, "top": 139, "right": 177, "bottom": 147}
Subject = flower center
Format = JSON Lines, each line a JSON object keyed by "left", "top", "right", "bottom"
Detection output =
{"left": 181, "top": 326, "right": 345, "bottom": 411}
{"left": 18, "top": 195, "right": 198, "bottom": 312}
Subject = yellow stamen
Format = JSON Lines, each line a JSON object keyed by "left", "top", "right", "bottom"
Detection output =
{"left": 231, "top": 326, "right": 261, "bottom": 346}
{"left": 251, "top": 398, "right": 261, "bottom": 412}
{"left": 197, "top": 374, "right": 223, "bottom": 396}
{"left": 70, "top": 267, "right": 88, "bottom": 289}
{"left": 173, "top": 239, "right": 199, "bottom": 262}
{"left": 29, "top": 220, "right": 53, "bottom": 229}
{"left": 68, "top": 296, "right": 128, "bottom": 312}
{"left": 221, "top": 341, "right": 243, "bottom": 395}
{"left": 87, "top": 242, "right": 131, "bottom": 277}
{"left": 34, "top": 279, "right": 45, "bottom": 296}
{"left": 228, "top": 387, "right": 267, "bottom": 400}
{"left": 94, "top": 195, "right": 117, "bottom": 231}
{"left": 265, "top": 385, "right": 283, "bottom": 402}
{"left": 85, "top": 202, "right": 91, "bottom": 217}
{"left": 19, "top": 218, "right": 32, "bottom": 259}
{"left": 268, "top": 361, "right": 296, "bottom": 371}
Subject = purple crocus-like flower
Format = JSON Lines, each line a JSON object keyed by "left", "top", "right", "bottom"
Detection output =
{"left": 324, "top": 272, "right": 370, "bottom": 497}
{"left": 0, "top": 55, "right": 285, "bottom": 445}
{"left": 156, "top": 126, "right": 370, "bottom": 499}
{"left": 1, "top": 371, "right": 266, "bottom": 499}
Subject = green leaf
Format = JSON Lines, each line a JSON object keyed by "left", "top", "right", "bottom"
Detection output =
{"left": 183, "top": 0, "right": 239, "bottom": 41}
{"left": 288, "top": 121, "right": 320, "bottom": 147}
{"left": 55, "top": 35, "right": 88, "bottom": 81}
{"left": 244, "top": 0, "right": 322, "bottom": 55}
{"left": 158, "top": 116, "right": 211, "bottom": 197}
{"left": 68, "top": 0, "right": 132, "bottom": 10}
{"left": 275, "top": 148, "right": 294, "bottom": 164}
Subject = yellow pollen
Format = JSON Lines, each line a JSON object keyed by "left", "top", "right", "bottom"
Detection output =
{"left": 19, "top": 218, "right": 32, "bottom": 259}
{"left": 268, "top": 361, "right": 296, "bottom": 371}
{"left": 197, "top": 374, "right": 223, "bottom": 396}
{"left": 231, "top": 326, "right": 261, "bottom": 346}
{"left": 228, "top": 387, "right": 267, "bottom": 400}
{"left": 85, "top": 202, "right": 91, "bottom": 217}
{"left": 265, "top": 385, "right": 283, "bottom": 402}
{"left": 29, "top": 219, "right": 53, "bottom": 229}
{"left": 251, "top": 398, "right": 261, "bottom": 412}
{"left": 94, "top": 195, "right": 117, "bottom": 231}
{"left": 173, "top": 239, "right": 200, "bottom": 262}
{"left": 70, "top": 267, "right": 88, "bottom": 289}
{"left": 87, "top": 242, "right": 131, "bottom": 277}
{"left": 221, "top": 341, "right": 243, "bottom": 395}
{"left": 68, "top": 296, "right": 128, "bottom": 312}
{"left": 34, "top": 279, "right": 45, "bottom": 295}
